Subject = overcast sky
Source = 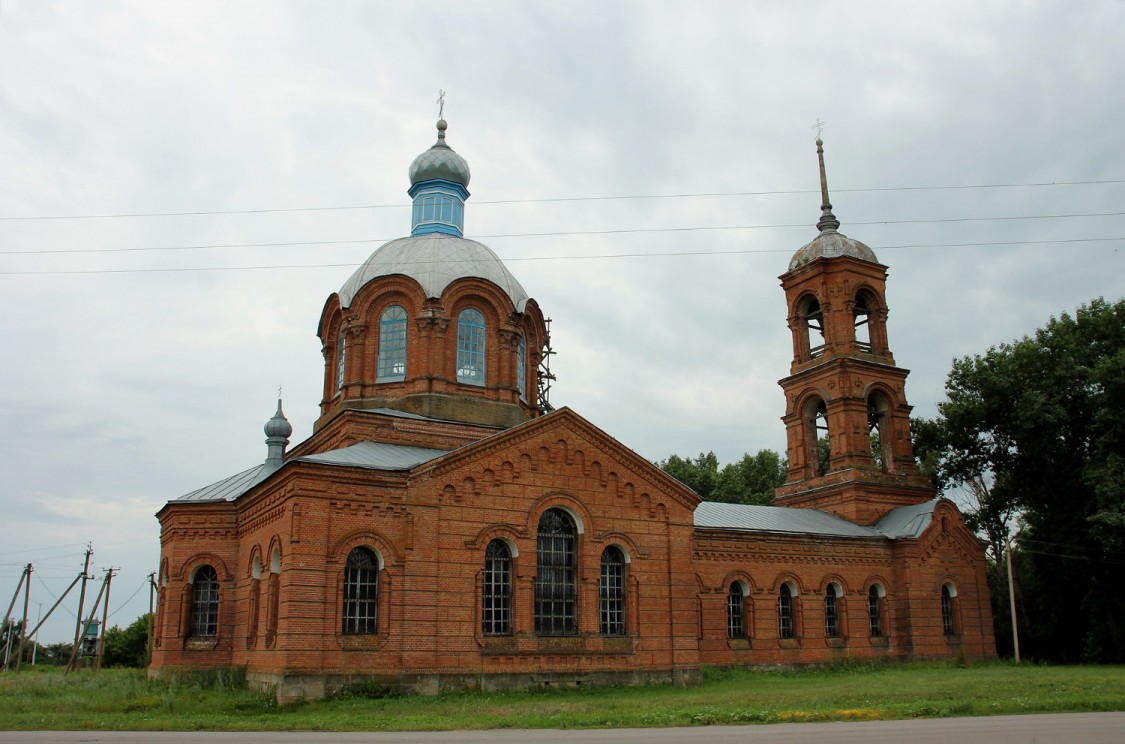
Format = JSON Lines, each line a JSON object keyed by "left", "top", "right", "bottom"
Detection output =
{"left": 1, "top": 2, "right": 1121, "bottom": 645}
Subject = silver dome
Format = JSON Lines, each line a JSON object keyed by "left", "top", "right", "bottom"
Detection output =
{"left": 408, "top": 120, "right": 470, "bottom": 187}
{"left": 339, "top": 234, "right": 529, "bottom": 311}
{"left": 788, "top": 229, "right": 879, "bottom": 271}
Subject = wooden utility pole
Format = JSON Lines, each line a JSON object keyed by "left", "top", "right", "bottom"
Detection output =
{"left": 146, "top": 572, "right": 157, "bottom": 666}
{"left": 65, "top": 569, "right": 108, "bottom": 675}
{"left": 68, "top": 545, "right": 93, "bottom": 670}
{"left": 93, "top": 568, "right": 115, "bottom": 672}
{"left": 1006, "top": 535, "right": 1021, "bottom": 663}
{"left": 2, "top": 564, "right": 30, "bottom": 671}
{"left": 15, "top": 564, "right": 32, "bottom": 671}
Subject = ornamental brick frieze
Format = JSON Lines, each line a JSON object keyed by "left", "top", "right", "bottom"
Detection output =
{"left": 237, "top": 504, "right": 286, "bottom": 537}
{"left": 332, "top": 500, "right": 407, "bottom": 517}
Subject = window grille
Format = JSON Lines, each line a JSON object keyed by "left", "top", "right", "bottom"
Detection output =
{"left": 727, "top": 583, "right": 745, "bottom": 639}
{"left": 456, "top": 309, "right": 486, "bottom": 384}
{"left": 778, "top": 583, "right": 795, "bottom": 639}
{"left": 335, "top": 333, "right": 346, "bottom": 393}
{"left": 824, "top": 586, "right": 840, "bottom": 638}
{"left": 342, "top": 547, "right": 379, "bottom": 635}
{"left": 941, "top": 584, "right": 955, "bottom": 635}
{"left": 534, "top": 509, "right": 576, "bottom": 635}
{"left": 599, "top": 547, "right": 625, "bottom": 636}
{"left": 868, "top": 585, "right": 883, "bottom": 637}
{"left": 190, "top": 565, "right": 219, "bottom": 637}
{"left": 482, "top": 540, "right": 512, "bottom": 635}
{"left": 377, "top": 305, "right": 408, "bottom": 381}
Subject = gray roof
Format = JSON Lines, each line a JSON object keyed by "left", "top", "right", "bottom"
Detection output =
{"left": 172, "top": 441, "right": 450, "bottom": 504}
{"left": 338, "top": 234, "right": 530, "bottom": 311}
{"left": 788, "top": 228, "right": 879, "bottom": 271}
{"left": 874, "top": 499, "right": 938, "bottom": 538}
{"left": 694, "top": 502, "right": 883, "bottom": 538}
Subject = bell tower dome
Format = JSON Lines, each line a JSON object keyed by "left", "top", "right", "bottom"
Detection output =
{"left": 314, "top": 117, "right": 549, "bottom": 431}
{"left": 773, "top": 138, "right": 933, "bottom": 525}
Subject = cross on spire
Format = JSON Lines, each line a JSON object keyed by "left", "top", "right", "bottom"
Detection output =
{"left": 437, "top": 89, "right": 446, "bottom": 119}
{"left": 812, "top": 118, "right": 825, "bottom": 140}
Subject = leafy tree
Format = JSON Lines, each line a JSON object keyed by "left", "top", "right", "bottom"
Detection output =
{"left": 101, "top": 613, "right": 153, "bottom": 668}
{"left": 658, "top": 450, "right": 786, "bottom": 505}
{"left": 919, "top": 298, "right": 1125, "bottom": 663}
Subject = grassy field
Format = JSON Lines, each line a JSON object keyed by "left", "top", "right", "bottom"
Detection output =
{"left": 0, "top": 661, "right": 1123, "bottom": 731}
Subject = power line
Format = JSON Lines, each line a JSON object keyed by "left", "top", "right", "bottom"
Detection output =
{"left": 2, "top": 213, "right": 1123, "bottom": 258}
{"left": 1, "top": 237, "right": 1120, "bottom": 277}
{"left": 1, "top": 180, "right": 1121, "bottom": 222}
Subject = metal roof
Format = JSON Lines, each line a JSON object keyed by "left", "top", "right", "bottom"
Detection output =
{"left": 874, "top": 499, "right": 938, "bottom": 538}
{"left": 694, "top": 501, "right": 882, "bottom": 538}
{"left": 788, "top": 228, "right": 879, "bottom": 271}
{"left": 175, "top": 464, "right": 269, "bottom": 504}
{"left": 338, "top": 234, "right": 530, "bottom": 311}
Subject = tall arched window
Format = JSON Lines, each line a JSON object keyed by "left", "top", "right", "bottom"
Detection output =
{"left": 190, "top": 565, "right": 219, "bottom": 638}
{"left": 867, "top": 391, "right": 893, "bottom": 471}
{"left": 824, "top": 584, "right": 841, "bottom": 638}
{"left": 517, "top": 335, "right": 527, "bottom": 401}
{"left": 335, "top": 332, "right": 346, "bottom": 393}
{"left": 377, "top": 305, "right": 408, "bottom": 381}
{"left": 941, "top": 583, "right": 956, "bottom": 636}
{"left": 482, "top": 540, "right": 512, "bottom": 636}
{"left": 798, "top": 294, "right": 825, "bottom": 359}
{"left": 727, "top": 582, "right": 746, "bottom": 639}
{"left": 535, "top": 509, "right": 576, "bottom": 635}
{"left": 456, "top": 309, "right": 486, "bottom": 384}
{"left": 868, "top": 585, "right": 884, "bottom": 637}
{"left": 342, "top": 547, "right": 379, "bottom": 635}
{"left": 778, "top": 583, "right": 795, "bottom": 640}
{"left": 804, "top": 397, "right": 831, "bottom": 476}
{"left": 599, "top": 546, "right": 626, "bottom": 636}
{"left": 853, "top": 290, "right": 873, "bottom": 352}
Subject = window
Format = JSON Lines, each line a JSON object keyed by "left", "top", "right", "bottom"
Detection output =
{"left": 335, "top": 332, "right": 346, "bottom": 394}
{"left": 778, "top": 583, "right": 795, "bottom": 640}
{"left": 868, "top": 585, "right": 883, "bottom": 637}
{"left": 517, "top": 335, "right": 527, "bottom": 401}
{"left": 456, "top": 309, "right": 486, "bottom": 384}
{"left": 534, "top": 509, "right": 576, "bottom": 635}
{"left": 599, "top": 547, "right": 626, "bottom": 636}
{"left": 190, "top": 565, "right": 219, "bottom": 637}
{"left": 853, "top": 291, "right": 873, "bottom": 352}
{"left": 482, "top": 540, "right": 512, "bottom": 635}
{"left": 342, "top": 547, "right": 379, "bottom": 635}
{"left": 867, "top": 392, "right": 892, "bottom": 471}
{"left": 799, "top": 294, "right": 825, "bottom": 359}
{"left": 941, "top": 584, "right": 955, "bottom": 635}
{"left": 824, "top": 584, "right": 840, "bottom": 638}
{"left": 803, "top": 397, "right": 831, "bottom": 477}
{"left": 727, "top": 583, "right": 746, "bottom": 639}
{"left": 377, "top": 306, "right": 408, "bottom": 381}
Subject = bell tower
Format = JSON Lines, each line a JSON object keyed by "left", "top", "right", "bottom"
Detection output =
{"left": 773, "top": 138, "right": 933, "bottom": 525}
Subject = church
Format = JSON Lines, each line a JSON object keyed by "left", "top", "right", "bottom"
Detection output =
{"left": 150, "top": 118, "right": 995, "bottom": 701}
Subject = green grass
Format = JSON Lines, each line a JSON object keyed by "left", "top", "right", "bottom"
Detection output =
{"left": 1, "top": 661, "right": 1123, "bottom": 731}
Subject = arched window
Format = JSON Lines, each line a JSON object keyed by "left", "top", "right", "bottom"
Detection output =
{"left": 535, "top": 508, "right": 576, "bottom": 635}
{"left": 868, "top": 585, "right": 884, "bottom": 637}
{"left": 599, "top": 547, "right": 626, "bottom": 636}
{"left": 342, "top": 547, "right": 379, "bottom": 635}
{"left": 804, "top": 397, "right": 831, "bottom": 476}
{"left": 517, "top": 335, "right": 527, "bottom": 401}
{"left": 377, "top": 306, "right": 408, "bottom": 381}
{"left": 335, "top": 332, "right": 346, "bottom": 393}
{"left": 798, "top": 294, "right": 825, "bottom": 359}
{"left": 867, "top": 392, "right": 893, "bottom": 471}
{"left": 853, "top": 290, "right": 873, "bottom": 352}
{"left": 824, "top": 584, "right": 841, "bottom": 638}
{"left": 190, "top": 565, "right": 219, "bottom": 638}
{"left": 941, "top": 583, "right": 956, "bottom": 635}
{"left": 727, "top": 582, "right": 746, "bottom": 639}
{"left": 778, "top": 583, "right": 795, "bottom": 640}
{"left": 456, "top": 308, "right": 486, "bottom": 384}
{"left": 482, "top": 540, "right": 512, "bottom": 636}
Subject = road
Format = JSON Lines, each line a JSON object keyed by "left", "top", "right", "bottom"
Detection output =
{"left": 3, "top": 713, "right": 1124, "bottom": 743}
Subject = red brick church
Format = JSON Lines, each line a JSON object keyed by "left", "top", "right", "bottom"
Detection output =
{"left": 151, "top": 121, "right": 995, "bottom": 700}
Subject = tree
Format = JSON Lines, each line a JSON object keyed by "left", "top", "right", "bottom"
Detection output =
{"left": 919, "top": 298, "right": 1125, "bottom": 662}
{"left": 658, "top": 449, "right": 786, "bottom": 505}
{"left": 101, "top": 613, "right": 153, "bottom": 668}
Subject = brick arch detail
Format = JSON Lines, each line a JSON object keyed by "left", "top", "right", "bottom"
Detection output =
{"left": 329, "top": 530, "right": 400, "bottom": 568}
{"left": 526, "top": 491, "right": 592, "bottom": 535}
{"left": 179, "top": 553, "right": 232, "bottom": 582}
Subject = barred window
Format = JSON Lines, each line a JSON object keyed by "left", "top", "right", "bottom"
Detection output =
{"left": 824, "top": 585, "right": 840, "bottom": 638}
{"left": 190, "top": 565, "right": 219, "bottom": 638}
{"left": 727, "top": 583, "right": 745, "bottom": 639}
{"left": 456, "top": 309, "right": 486, "bottom": 384}
{"left": 342, "top": 547, "right": 379, "bottom": 635}
{"left": 482, "top": 540, "right": 512, "bottom": 635}
{"left": 941, "top": 584, "right": 955, "bottom": 635}
{"left": 778, "top": 583, "right": 795, "bottom": 640}
{"left": 377, "top": 306, "right": 408, "bottom": 381}
{"left": 534, "top": 508, "right": 576, "bottom": 635}
{"left": 335, "top": 332, "right": 346, "bottom": 393}
{"left": 599, "top": 547, "right": 626, "bottom": 636}
{"left": 868, "top": 585, "right": 883, "bottom": 637}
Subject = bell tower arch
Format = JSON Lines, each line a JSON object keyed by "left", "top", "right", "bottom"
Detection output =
{"left": 773, "top": 138, "right": 933, "bottom": 525}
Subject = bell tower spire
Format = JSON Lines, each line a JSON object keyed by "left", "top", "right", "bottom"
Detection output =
{"left": 772, "top": 137, "right": 932, "bottom": 525}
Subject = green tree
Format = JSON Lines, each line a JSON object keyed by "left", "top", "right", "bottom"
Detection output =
{"left": 920, "top": 298, "right": 1125, "bottom": 663}
{"left": 101, "top": 613, "right": 152, "bottom": 668}
{"left": 656, "top": 452, "right": 720, "bottom": 500}
{"left": 658, "top": 449, "right": 786, "bottom": 504}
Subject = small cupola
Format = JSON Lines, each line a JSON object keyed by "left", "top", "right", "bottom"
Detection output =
{"left": 263, "top": 399, "right": 292, "bottom": 473}
{"left": 407, "top": 118, "right": 471, "bottom": 237}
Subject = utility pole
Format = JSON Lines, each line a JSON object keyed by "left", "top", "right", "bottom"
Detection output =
{"left": 146, "top": 572, "right": 157, "bottom": 666}
{"left": 30, "top": 602, "right": 42, "bottom": 666}
{"left": 15, "top": 563, "right": 32, "bottom": 671}
{"left": 1006, "top": 535, "right": 1021, "bottom": 663}
{"left": 66, "top": 566, "right": 108, "bottom": 676}
{"left": 2, "top": 563, "right": 29, "bottom": 671}
{"left": 93, "top": 568, "right": 116, "bottom": 672}
{"left": 68, "top": 545, "right": 93, "bottom": 671}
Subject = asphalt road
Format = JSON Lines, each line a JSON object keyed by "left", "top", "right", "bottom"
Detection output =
{"left": 3, "top": 713, "right": 1124, "bottom": 743}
